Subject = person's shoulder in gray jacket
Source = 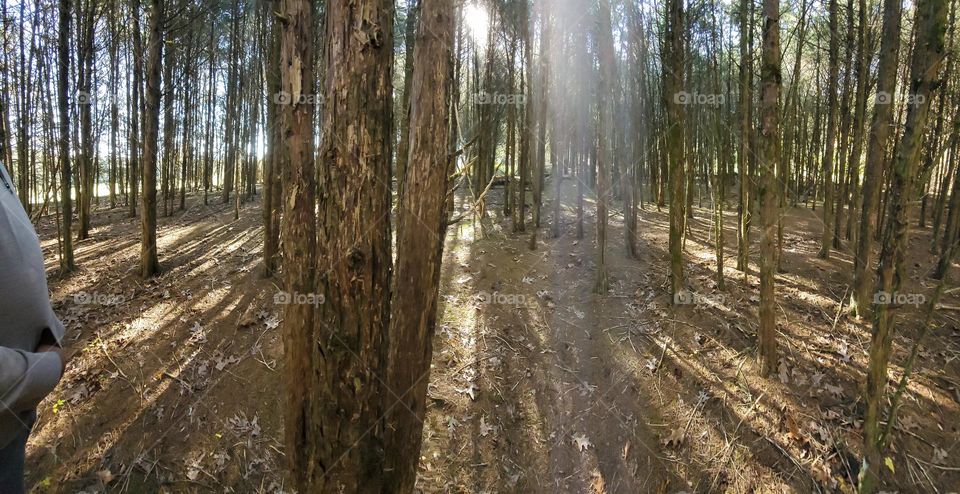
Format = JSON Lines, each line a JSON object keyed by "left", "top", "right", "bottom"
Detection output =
{"left": 0, "top": 162, "right": 66, "bottom": 449}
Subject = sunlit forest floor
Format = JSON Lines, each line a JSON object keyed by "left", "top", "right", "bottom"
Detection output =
{"left": 24, "top": 177, "right": 960, "bottom": 493}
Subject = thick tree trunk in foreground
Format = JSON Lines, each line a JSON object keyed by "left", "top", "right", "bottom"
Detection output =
{"left": 139, "top": 0, "right": 162, "bottom": 278}
{"left": 57, "top": 0, "right": 75, "bottom": 272}
{"left": 757, "top": 0, "right": 781, "bottom": 377}
{"left": 384, "top": 0, "right": 452, "bottom": 488}
{"left": 851, "top": 0, "right": 903, "bottom": 317}
{"left": 312, "top": 0, "right": 395, "bottom": 489}
{"left": 860, "top": 0, "right": 946, "bottom": 488}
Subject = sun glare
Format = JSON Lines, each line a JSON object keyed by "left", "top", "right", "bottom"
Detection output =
{"left": 464, "top": 3, "right": 490, "bottom": 46}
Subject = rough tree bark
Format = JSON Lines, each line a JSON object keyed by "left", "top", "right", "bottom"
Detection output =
{"left": 384, "top": 0, "right": 453, "bottom": 488}
{"left": 277, "top": 0, "right": 317, "bottom": 490}
{"left": 313, "top": 0, "right": 395, "bottom": 489}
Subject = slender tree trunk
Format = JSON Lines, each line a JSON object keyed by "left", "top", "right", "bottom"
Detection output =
{"left": 832, "top": 0, "right": 857, "bottom": 249}
{"left": 57, "top": 0, "right": 75, "bottom": 272}
{"left": 625, "top": 2, "right": 646, "bottom": 258}
{"left": 129, "top": 0, "right": 142, "bottom": 218}
{"left": 666, "top": 0, "right": 686, "bottom": 300}
{"left": 778, "top": 0, "right": 806, "bottom": 269}
{"left": 221, "top": 7, "right": 240, "bottom": 204}
{"left": 818, "top": 0, "right": 840, "bottom": 258}
{"left": 757, "top": 0, "right": 781, "bottom": 377}
{"left": 736, "top": 0, "right": 752, "bottom": 276}
{"left": 109, "top": 0, "right": 118, "bottom": 209}
{"left": 139, "top": 0, "right": 162, "bottom": 278}
{"left": 395, "top": 0, "right": 419, "bottom": 202}
{"left": 262, "top": 7, "right": 281, "bottom": 277}
{"left": 860, "top": 0, "right": 947, "bottom": 489}
{"left": 846, "top": 0, "right": 869, "bottom": 246}
{"left": 76, "top": 0, "right": 94, "bottom": 240}
{"left": 850, "top": 0, "right": 903, "bottom": 317}
{"left": 595, "top": 0, "right": 615, "bottom": 293}
{"left": 161, "top": 38, "right": 175, "bottom": 218}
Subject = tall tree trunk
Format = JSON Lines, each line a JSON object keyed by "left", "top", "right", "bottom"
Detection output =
{"left": 625, "top": 1, "right": 646, "bottom": 258}
{"left": 860, "top": 0, "right": 947, "bottom": 489}
{"left": 221, "top": 6, "right": 240, "bottom": 204}
{"left": 109, "top": 0, "right": 119, "bottom": 209}
{"left": 818, "top": 0, "right": 840, "bottom": 258}
{"left": 57, "top": 0, "right": 75, "bottom": 272}
{"left": 595, "top": 0, "right": 614, "bottom": 293}
{"left": 850, "top": 0, "right": 903, "bottom": 317}
{"left": 384, "top": 0, "right": 452, "bottom": 487}
{"left": 161, "top": 37, "right": 175, "bottom": 218}
{"left": 76, "top": 0, "right": 95, "bottom": 240}
{"left": 202, "top": 19, "right": 214, "bottom": 206}
{"left": 757, "top": 0, "right": 781, "bottom": 377}
{"left": 277, "top": 0, "right": 317, "bottom": 490}
{"left": 846, "top": 0, "right": 869, "bottom": 246}
{"left": 666, "top": 0, "right": 686, "bottom": 300}
{"left": 129, "top": 0, "right": 142, "bottom": 218}
{"left": 832, "top": 0, "right": 857, "bottom": 249}
{"left": 262, "top": 7, "right": 281, "bottom": 277}
{"left": 709, "top": 0, "right": 726, "bottom": 287}
{"left": 311, "top": 0, "right": 395, "bottom": 489}
{"left": 515, "top": 6, "right": 532, "bottom": 234}
{"left": 139, "top": 0, "right": 162, "bottom": 278}
{"left": 395, "top": 0, "right": 419, "bottom": 202}
{"left": 736, "top": 0, "right": 752, "bottom": 276}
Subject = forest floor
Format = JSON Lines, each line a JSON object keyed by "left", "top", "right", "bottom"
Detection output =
{"left": 23, "top": 177, "right": 960, "bottom": 493}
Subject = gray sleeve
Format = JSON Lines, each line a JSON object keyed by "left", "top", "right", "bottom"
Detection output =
{"left": 0, "top": 346, "right": 62, "bottom": 414}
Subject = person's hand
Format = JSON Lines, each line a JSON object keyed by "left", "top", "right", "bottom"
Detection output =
{"left": 36, "top": 344, "right": 67, "bottom": 375}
